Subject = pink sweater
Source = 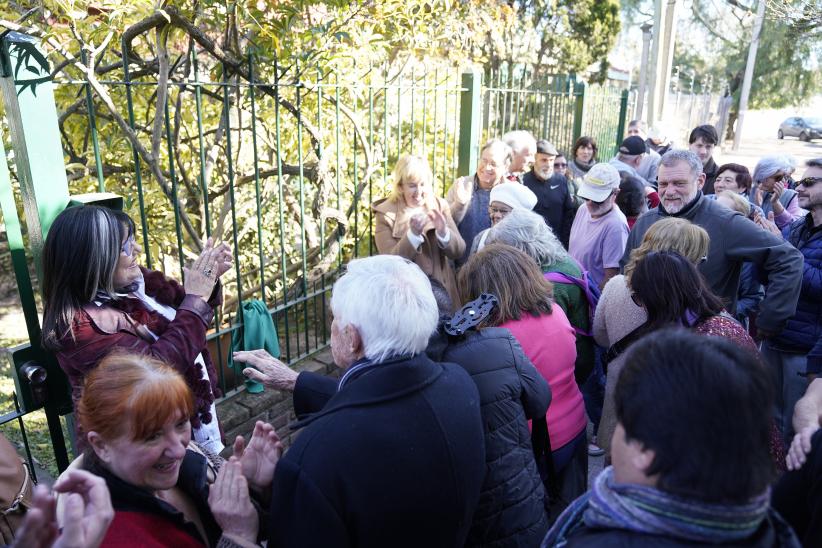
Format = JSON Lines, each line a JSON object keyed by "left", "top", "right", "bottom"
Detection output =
{"left": 501, "top": 307, "right": 586, "bottom": 449}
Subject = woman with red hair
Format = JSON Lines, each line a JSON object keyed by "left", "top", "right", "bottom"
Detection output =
{"left": 73, "top": 352, "right": 280, "bottom": 547}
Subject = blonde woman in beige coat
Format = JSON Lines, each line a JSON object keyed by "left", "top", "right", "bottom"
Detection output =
{"left": 373, "top": 154, "right": 465, "bottom": 309}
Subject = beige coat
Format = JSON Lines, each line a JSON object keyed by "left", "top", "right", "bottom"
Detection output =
{"left": 372, "top": 196, "right": 465, "bottom": 310}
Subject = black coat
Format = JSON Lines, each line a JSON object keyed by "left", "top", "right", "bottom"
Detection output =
{"left": 428, "top": 327, "right": 551, "bottom": 547}
{"left": 556, "top": 508, "right": 800, "bottom": 547}
{"left": 523, "top": 171, "right": 576, "bottom": 248}
{"left": 267, "top": 353, "right": 486, "bottom": 548}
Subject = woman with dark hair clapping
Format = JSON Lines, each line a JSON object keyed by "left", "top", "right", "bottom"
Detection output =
{"left": 41, "top": 205, "right": 232, "bottom": 453}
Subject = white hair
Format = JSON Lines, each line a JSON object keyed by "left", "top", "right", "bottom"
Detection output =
{"left": 485, "top": 208, "right": 570, "bottom": 267}
{"left": 752, "top": 156, "right": 792, "bottom": 185}
{"left": 330, "top": 255, "right": 438, "bottom": 363}
{"left": 502, "top": 130, "right": 537, "bottom": 154}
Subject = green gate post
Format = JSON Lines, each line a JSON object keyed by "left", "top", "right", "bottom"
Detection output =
{"left": 572, "top": 81, "right": 586, "bottom": 144}
{"left": 615, "top": 88, "right": 630, "bottom": 151}
{"left": 457, "top": 69, "right": 482, "bottom": 178}
{"left": 0, "top": 31, "right": 75, "bottom": 471}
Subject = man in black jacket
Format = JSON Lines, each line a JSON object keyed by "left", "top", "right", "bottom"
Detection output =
{"left": 621, "top": 149, "right": 803, "bottom": 337}
{"left": 524, "top": 139, "right": 576, "bottom": 247}
{"left": 234, "top": 255, "right": 485, "bottom": 548}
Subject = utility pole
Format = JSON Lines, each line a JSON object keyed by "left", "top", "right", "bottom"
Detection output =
{"left": 647, "top": 0, "right": 665, "bottom": 126}
{"left": 636, "top": 23, "right": 653, "bottom": 121}
{"left": 657, "top": 0, "right": 679, "bottom": 123}
{"left": 733, "top": 0, "right": 766, "bottom": 151}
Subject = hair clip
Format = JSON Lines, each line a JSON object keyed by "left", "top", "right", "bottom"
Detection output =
{"left": 443, "top": 294, "right": 498, "bottom": 336}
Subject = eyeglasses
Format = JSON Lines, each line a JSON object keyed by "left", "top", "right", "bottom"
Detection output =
{"left": 554, "top": 163, "right": 567, "bottom": 168}
{"left": 121, "top": 235, "right": 136, "bottom": 257}
{"left": 797, "top": 177, "right": 822, "bottom": 188}
{"left": 488, "top": 206, "right": 512, "bottom": 216}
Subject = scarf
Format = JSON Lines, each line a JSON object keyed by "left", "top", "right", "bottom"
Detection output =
{"left": 543, "top": 467, "right": 770, "bottom": 546}
{"left": 572, "top": 158, "right": 595, "bottom": 174}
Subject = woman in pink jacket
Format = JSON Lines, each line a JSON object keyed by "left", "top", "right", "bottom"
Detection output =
{"left": 459, "top": 243, "right": 587, "bottom": 510}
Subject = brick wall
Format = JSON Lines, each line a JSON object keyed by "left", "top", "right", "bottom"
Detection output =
{"left": 217, "top": 348, "right": 338, "bottom": 454}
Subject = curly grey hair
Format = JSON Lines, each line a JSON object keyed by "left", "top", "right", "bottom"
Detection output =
{"left": 660, "top": 149, "right": 703, "bottom": 180}
{"left": 485, "top": 208, "right": 570, "bottom": 268}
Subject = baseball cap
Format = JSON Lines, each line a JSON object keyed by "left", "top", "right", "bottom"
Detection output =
{"left": 577, "top": 163, "right": 620, "bottom": 202}
{"left": 489, "top": 182, "right": 538, "bottom": 210}
{"left": 619, "top": 135, "right": 646, "bottom": 156}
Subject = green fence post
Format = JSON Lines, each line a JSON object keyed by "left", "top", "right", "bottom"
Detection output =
{"left": 616, "top": 88, "right": 630, "bottom": 151}
{"left": 572, "top": 81, "right": 586, "bottom": 144}
{"left": 0, "top": 31, "right": 73, "bottom": 471}
{"left": 0, "top": 33, "right": 71, "bottom": 273}
{"left": 457, "top": 69, "right": 482, "bottom": 178}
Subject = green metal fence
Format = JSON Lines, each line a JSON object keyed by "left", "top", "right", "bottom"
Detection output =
{"left": 1, "top": 38, "right": 630, "bottom": 475}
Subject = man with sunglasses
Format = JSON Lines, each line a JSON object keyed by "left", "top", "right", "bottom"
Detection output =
{"left": 524, "top": 139, "right": 576, "bottom": 247}
{"left": 764, "top": 159, "right": 822, "bottom": 446}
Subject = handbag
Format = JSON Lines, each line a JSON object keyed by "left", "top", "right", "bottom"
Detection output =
{"left": 0, "top": 433, "right": 34, "bottom": 544}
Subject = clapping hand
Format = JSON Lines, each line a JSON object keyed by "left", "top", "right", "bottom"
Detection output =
{"left": 428, "top": 209, "right": 448, "bottom": 238}
{"left": 409, "top": 212, "right": 428, "bottom": 237}
{"left": 208, "top": 458, "right": 259, "bottom": 546}
{"left": 184, "top": 238, "right": 233, "bottom": 300}
{"left": 753, "top": 211, "right": 782, "bottom": 238}
{"left": 14, "top": 470, "right": 114, "bottom": 548}
{"left": 770, "top": 181, "right": 786, "bottom": 215}
{"left": 233, "top": 420, "right": 283, "bottom": 495}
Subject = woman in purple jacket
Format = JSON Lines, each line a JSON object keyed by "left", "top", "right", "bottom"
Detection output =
{"left": 41, "top": 205, "right": 232, "bottom": 453}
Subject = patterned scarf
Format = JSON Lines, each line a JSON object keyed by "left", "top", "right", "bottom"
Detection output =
{"left": 542, "top": 467, "right": 770, "bottom": 547}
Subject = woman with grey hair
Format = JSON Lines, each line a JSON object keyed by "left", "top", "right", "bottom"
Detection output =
{"left": 486, "top": 209, "right": 595, "bottom": 385}
{"left": 751, "top": 155, "right": 805, "bottom": 229}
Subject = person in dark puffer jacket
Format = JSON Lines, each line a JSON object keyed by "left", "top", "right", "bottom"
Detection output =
{"left": 426, "top": 281, "right": 552, "bottom": 548}
{"left": 763, "top": 158, "right": 822, "bottom": 446}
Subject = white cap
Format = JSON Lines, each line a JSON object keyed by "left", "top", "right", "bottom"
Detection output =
{"left": 489, "top": 182, "right": 538, "bottom": 210}
{"left": 578, "top": 163, "right": 620, "bottom": 202}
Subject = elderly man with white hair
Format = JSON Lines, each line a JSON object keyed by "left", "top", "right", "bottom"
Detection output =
{"left": 233, "top": 255, "right": 485, "bottom": 547}
{"left": 622, "top": 149, "right": 804, "bottom": 340}
{"left": 503, "top": 129, "right": 537, "bottom": 182}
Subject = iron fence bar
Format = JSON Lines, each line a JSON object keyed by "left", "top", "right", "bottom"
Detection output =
{"left": 163, "top": 98, "right": 185, "bottom": 282}
{"left": 80, "top": 50, "right": 105, "bottom": 191}
{"left": 121, "top": 39, "right": 152, "bottom": 269}
{"left": 295, "top": 62, "right": 309, "bottom": 358}
{"left": 410, "top": 65, "right": 415, "bottom": 151}
{"left": 248, "top": 54, "right": 266, "bottom": 300}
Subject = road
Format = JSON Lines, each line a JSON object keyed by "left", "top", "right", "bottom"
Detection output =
{"left": 717, "top": 135, "right": 822, "bottom": 175}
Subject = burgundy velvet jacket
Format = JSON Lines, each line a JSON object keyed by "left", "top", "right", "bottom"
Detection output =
{"left": 56, "top": 267, "right": 223, "bottom": 428}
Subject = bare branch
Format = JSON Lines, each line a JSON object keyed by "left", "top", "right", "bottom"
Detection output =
{"left": 150, "top": 27, "right": 170, "bottom": 161}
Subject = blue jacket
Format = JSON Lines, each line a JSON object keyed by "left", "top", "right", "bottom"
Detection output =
{"left": 776, "top": 215, "right": 822, "bottom": 373}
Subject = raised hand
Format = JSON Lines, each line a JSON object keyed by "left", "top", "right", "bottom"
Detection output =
{"left": 51, "top": 470, "right": 113, "bottom": 548}
{"left": 770, "top": 181, "right": 786, "bottom": 215}
{"left": 409, "top": 212, "right": 428, "bottom": 237}
{"left": 233, "top": 420, "right": 283, "bottom": 493}
{"left": 208, "top": 458, "right": 259, "bottom": 544}
{"left": 233, "top": 349, "right": 298, "bottom": 391}
{"left": 428, "top": 209, "right": 448, "bottom": 238}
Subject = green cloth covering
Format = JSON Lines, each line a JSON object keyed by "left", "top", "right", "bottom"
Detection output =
{"left": 228, "top": 299, "right": 280, "bottom": 393}
{"left": 543, "top": 257, "right": 595, "bottom": 384}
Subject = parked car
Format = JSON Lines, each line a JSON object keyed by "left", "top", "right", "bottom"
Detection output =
{"left": 778, "top": 116, "right": 822, "bottom": 141}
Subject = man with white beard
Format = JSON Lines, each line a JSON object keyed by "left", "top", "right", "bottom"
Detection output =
{"left": 569, "top": 163, "right": 629, "bottom": 290}
{"left": 621, "top": 149, "right": 804, "bottom": 338}
{"left": 524, "top": 139, "right": 576, "bottom": 247}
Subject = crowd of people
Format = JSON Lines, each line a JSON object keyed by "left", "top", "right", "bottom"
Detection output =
{"left": 6, "top": 121, "right": 822, "bottom": 548}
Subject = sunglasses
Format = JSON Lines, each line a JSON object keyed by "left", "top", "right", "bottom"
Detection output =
{"left": 797, "top": 177, "right": 822, "bottom": 188}
{"left": 554, "top": 163, "right": 567, "bottom": 168}
{"left": 121, "top": 235, "right": 137, "bottom": 257}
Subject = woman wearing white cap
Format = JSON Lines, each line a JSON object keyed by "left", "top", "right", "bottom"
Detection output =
{"left": 468, "top": 182, "right": 538, "bottom": 255}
